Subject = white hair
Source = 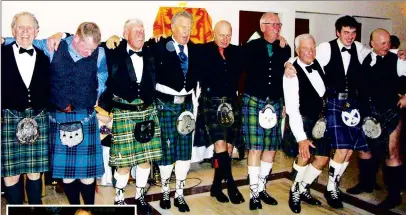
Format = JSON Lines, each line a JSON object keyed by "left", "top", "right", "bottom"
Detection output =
{"left": 123, "top": 18, "right": 144, "bottom": 31}
{"left": 294, "top": 34, "right": 315, "bottom": 49}
{"left": 171, "top": 11, "right": 194, "bottom": 27}
{"left": 11, "top": 11, "right": 39, "bottom": 31}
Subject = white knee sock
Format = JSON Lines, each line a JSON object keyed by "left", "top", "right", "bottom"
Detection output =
{"left": 248, "top": 166, "right": 260, "bottom": 198}
{"left": 258, "top": 161, "right": 273, "bottom": 192}
{"left": 135, "top": 165, "right": 150, "bottom": 199}
{"left": 327, "top": 159, "right": 343, "bottom": 191}
{"left": 337, "top": 161, "right": 349, "bottom": 181}
{"left": 291, "top": 162, "right": 308, "bottom": 192}
{"left": 159, "top": 164, "right": 174, "bottom": 193}
{"left": 175, "top": 160, "right": 191, "bottom": 198}
{"left": 114, "top": 171, "right": 130, "bottom": 202}
{"left": 300, "top": 164, "right": 322, "bottom": 193}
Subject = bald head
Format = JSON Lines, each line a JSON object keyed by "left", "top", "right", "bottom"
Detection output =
{"left": 370, "top": 28, "right": 390, "bottom": 56}
{"left": 214, "top": 20, "right": 232, "bottom": 48}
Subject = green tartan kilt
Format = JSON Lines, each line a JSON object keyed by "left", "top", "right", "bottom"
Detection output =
{"left": 283, "top": 115, "right": 330, "bottom": 158}
{"left": 1, "top": 109, "right": 50, "bottom": 177}
{"left": 109, "top": 98, "right": 162, "bottom": 168}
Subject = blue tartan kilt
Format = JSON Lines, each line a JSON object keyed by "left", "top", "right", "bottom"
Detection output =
{"left": 366, "top": 107, "right": 402, "bottom": 151}
{"left": 242, "top": 94, "right": 283, "bottom": 151}
{"left": 155, "top": 99, "right": 193, "bottom": 166}
{"left": 49, "top": 109, "right": 104, "bottom": 179}
{"left": 1, "top": 109, "right": 50, "bottom": 177}
{"left": 326, "top": 97, "right": 368, "bottom": 151}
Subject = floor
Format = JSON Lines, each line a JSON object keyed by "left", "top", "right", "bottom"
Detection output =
{"left": 2, "top": 151, "right": 406, "bottom": 215}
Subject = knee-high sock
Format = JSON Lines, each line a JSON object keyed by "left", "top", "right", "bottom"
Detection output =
{"left": 175, "top": 160, "right": 191, "bottom": 198}
{"left": 79, "top": 179, "right": 95, "bottom": 205}
{"left": 291, "top": 162, "right": 308, "bottom": 192}
{"left": 337, "top": 161, "right": 349, "bottom": 182}
{"left": 300, "top": 164, "right": 322, "bottom": 193}
{"left": 114, "top": 171, "right": 130, "bottom": 202}
{"left": 258, "top": 161, "right": 273, "bottom": 192}
{"left": 135, "top": 165, "right": 151, "bottom": 199}
{"left": 63, "top": 180, "right": 80, "bottom": 204}
{"left": 327, "top": 159, "right": 343, "bottom": 191}
{"left": 26, "top": 177, "right": 42, "bottom": 204}
{"left": 159, "top": 164, "right": 174, "bottom": 193}
{"left": 248, "top": 166, "right": 260, "bottom": 198}
{"left": 5, "top": 180, "right": 24, "bottom": 205}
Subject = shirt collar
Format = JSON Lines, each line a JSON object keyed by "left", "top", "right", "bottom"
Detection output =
{"left": 297, "top": 58, "right": 314, "bottom": 69}
{"left": 15, "top": 42, "right": 34, "bottom": 51}
{"left": 126, "top": 43, "right": 142, "bottom": 54}
{"left": 336, "top": 38, "right": 351, "bottom": 50}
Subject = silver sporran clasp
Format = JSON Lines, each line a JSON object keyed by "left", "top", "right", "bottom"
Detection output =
{"left": 362, "top": 117, "right": 382, "bottom": 139}
{"left": 217, "top": 103, "right": 234, "bottom": 127}
{"left": 176, "top": 111, "right": 196, "bottom": 135}
{"left": 16, "top": 118, "right": 40, "bottom": 144}
{"left": 258, "top": 104, "right": 277, "bottom": 129}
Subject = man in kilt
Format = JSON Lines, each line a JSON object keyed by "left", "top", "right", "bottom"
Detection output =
{"left": 358, "top": 28, "right": 406, "bottom": 209}
{"left": 242, "top": 12, "right": 291, "bottom": 210}
{"left": 5, "top": 22, "right": 109, "bottom": 204}
{"left": 283, "top": 34, "right": 330, "bottom": 213}
{"left": 194, "top": 20, "right": 245, "bottom": 204}
{"left": 285, "top": 16, "right": 372, "bottom": 209}
{"left": 1, "top": 11, "right": 51, "bottom": 205}
{"left": 99, "top": 18, "right": 162, "bottom": 214}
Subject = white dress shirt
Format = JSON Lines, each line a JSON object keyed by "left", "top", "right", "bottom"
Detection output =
{"left": 13, "top": 43, "right": 36, "bottom": 88}
{"left": 127, "top": 44, "right": 143, "bottom": 83}
{"left": 155, "top": 36, "right": 193, "bottom": 96}
{"left": 283, "top": 58, "right": 326, "bottom": 142}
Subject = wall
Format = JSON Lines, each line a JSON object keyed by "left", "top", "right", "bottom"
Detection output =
{"left": 2, "top": 1, "right": 405, "bottom": 53}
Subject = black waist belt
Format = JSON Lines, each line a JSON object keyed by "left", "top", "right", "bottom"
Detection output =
{"left": 156, "top": 91, "right": 192, "bottom": 103}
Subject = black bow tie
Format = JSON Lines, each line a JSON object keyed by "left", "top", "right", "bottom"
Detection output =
{"left": 129, "top": 50, "right": 143, "bottom": 57}
{"left": 19, "top": 48, "right": 34, "bottom": 56}
{"left": 305, "top": 63, "right": 318, "bottom": 73}
{"left": 341, "top": 47, "right": 351, "bottom": 54}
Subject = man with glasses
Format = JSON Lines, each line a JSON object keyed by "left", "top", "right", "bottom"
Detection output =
{"left": 242, "top": 12, "right": 291, "bottom": 210}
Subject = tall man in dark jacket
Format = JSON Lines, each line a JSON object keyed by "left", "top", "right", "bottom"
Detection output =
{"left": 242, "top": 12, "right": 291, "bottom": 210}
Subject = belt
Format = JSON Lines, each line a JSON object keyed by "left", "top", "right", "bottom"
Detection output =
{"left": 156, "top": 91, "right": 192, "bottom": 103}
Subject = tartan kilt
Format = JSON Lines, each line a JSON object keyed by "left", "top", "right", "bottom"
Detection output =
{"left": 242, "top": 93, "right": 283, "bottom": 151}
{"left": 156, "top": 98, "right": 193, "bottom": 165}
{"left": 194, "top": 96, "right": 240, "bottom": 147}
{"left": 49, "top": 109, "right": 104, "bottom": 179}
{"left": 366, "top": 107, "right": 401, "bottom": 152}
{"left": 326, "top": 97, "right": 368, "bottom": 151}
{"left": 109, "top": 98, "right": 162, "bottom": 168}
{"left": 283, "top": 115, "right": 330, "bottom": 158}
{"left": 1, "top": 109, "right": 50, "bottom": 177}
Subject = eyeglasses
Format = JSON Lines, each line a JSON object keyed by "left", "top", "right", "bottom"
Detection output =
{"left": 262, "top": 23, "right": 283, "bottom": 27}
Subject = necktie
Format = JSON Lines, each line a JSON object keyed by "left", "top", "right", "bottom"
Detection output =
{"left": 305, "top": 63, "right": 317, "bottom": 73}
{"left": 219, "top": 47, "right": 225, "bottom": 60}
{"left": 178, "top": 44, "right": 188, "bottom": 76}
{"left": 376, "top": 55, "right": 383, "bottom": 64}
{"left": 266, "top": 43, "right": 274, "bottom": 57}
{"left": 129, "top": 50, "right": 143, "bottom": 57}
{"left": 341, "top": 47, "right": 351, "bottom": 54}
{"left": 19, "top": 48, "right": 34, "bottom": 56}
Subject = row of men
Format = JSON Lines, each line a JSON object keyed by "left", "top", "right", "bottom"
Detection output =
{"left": 2, "top": 10, "right": 406, "bottom": 214}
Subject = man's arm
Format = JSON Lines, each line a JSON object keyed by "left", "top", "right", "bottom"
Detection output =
{"left": 96, "top": 47, "right": 108, "bottom": 99}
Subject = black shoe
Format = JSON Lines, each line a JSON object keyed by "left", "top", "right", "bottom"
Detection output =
{"left": 227, "top": 184, "right": 245, "bottom": 204}
{"left": 135, "top": 197, "right": 153, "bottom": 215}
{"left": 174, "top": 196, "right": 190, "bottom": 212}
{"left": 301, "top": 188, "right": 321, "bottom": 205}
{"left": 289, "top": 183, "right": 301, "bottom": 213}
{"left": 114, "top": 199, "right": 126, "bottom": 205}
{"left": 258, "top": 190, "right": 278, "bottom": 205}
{"left": 347, "top": 183, "right": 373, "bottom": 195}
{"left": 159, "top": 191, "right": 171, "bottom": 209}
{"left": 324, "top": 189, "right": 343, "bottom": 209}
{"left": 210, "top": 183, "right": 229, "bottom": 203}
{"left": 249, "top": 196, "right": 262, "bottom": 210}
{"left": 377, "top": 195, "right": 401, "bottom": 209}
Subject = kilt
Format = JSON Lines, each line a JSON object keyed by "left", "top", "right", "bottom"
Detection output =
{"left": 242, "top": 93, "right": 283, "bottom": 151}
{"left": 326, "top": 97, "right": 368, "bottom": 151}
{"left": 1, "top": 109, "right": 50, "bottom": 177}
{"left": 155, "top": 98, "right": 194, "bottom": 165}
{"left": 283, "top": 115, "right": 330, "bottom": 158}
{"left": 109, "top": 98, "right": 162, "bottom": 168}
{"left": 49, "top": 109, "right": 104, "bottom": 179}
{"left": 194, "top": 96, "right": 240, "bottom": 147}
{"left": 366, "top": 107, "right": 401, "bottom": 152}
